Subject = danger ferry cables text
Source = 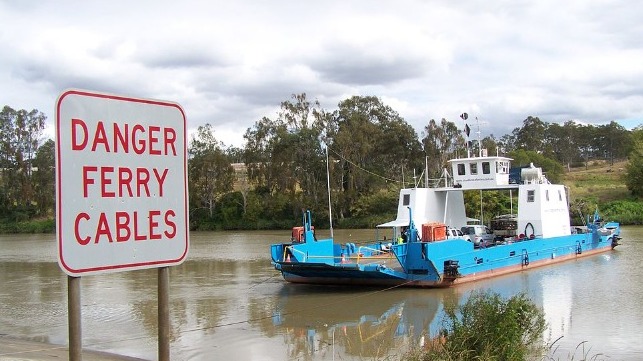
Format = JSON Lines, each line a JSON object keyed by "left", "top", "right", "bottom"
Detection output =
{"left": 71, "top": 118, "right": 178, "bottom": 245}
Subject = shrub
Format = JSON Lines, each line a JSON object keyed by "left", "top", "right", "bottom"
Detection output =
{"left": 406, "top": 290, "right": 547, "bottom": 361}
{"left": 601, "top": 199, "right": 643, "bottom": 225}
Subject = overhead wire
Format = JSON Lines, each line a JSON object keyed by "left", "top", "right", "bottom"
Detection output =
{"left": 326, "top": 145, "right": 403, "bottom": 184}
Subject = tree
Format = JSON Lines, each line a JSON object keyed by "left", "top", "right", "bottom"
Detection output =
{"left": 32, "top": 139, "right": 55, "bottom": 217}
{"left": 0, "top": 106, "right": 46, "bottom": 220}
{"left": 243, "top": 93, "right": 328, "bottom": 219}
{"left": 422, "top": 118, "right": 465, "bottom": 179}
{"left": 576, "top": 124, "right": 599, "bottom": 169}
{"left": 515, "top": 116, "right": 547, "bottom": 152}
{"left": 189, "top": 124, "right": 235, "bottom": 219}
{"left": 326, "top": 95, "right": 421, "bottom": 219}
{"left": 480, "top": 135, "right": 498, "bottom": 157}
{"left": 596, "top": 121, "right": 632, "bottom": 165}
{"left": 377, "top": 115, "right": 424, "bottom": 185}
{"left": 498, "top": 132, "right": 517, "bottom": 154}
{"left": 545, "top": 120, "right": 580, "bottom": 170}
{"left": 625, "top": 127, "right": 643, "bottom": 197}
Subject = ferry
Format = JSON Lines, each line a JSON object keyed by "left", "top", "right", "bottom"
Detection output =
{"left": 270, "top": 154, "right": 621, "bottom": 287}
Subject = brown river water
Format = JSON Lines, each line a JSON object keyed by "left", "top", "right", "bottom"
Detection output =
{"left": 1, "top": 227, "right": 642, "bottom": 360}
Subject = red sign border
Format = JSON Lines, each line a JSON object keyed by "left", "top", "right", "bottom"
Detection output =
{"left": 55, "top": 89, "right": 189, "bottom": 275}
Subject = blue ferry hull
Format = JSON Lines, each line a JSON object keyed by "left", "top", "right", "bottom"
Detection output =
{"left": 272, "top": 225, "right": 619, "bottom": 288}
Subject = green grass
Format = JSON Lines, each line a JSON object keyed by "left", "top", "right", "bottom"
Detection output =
{"left": 0, "top": 218, "right": 55, "bottom": 233}
{"left": 563, "top": 159, "right": 643, "bottom": 224}
{"left": 563, "top": 160, "right": 630, "bottom": 203}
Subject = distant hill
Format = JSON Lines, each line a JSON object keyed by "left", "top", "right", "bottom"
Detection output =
{"left": 564, "top": 159, "right": 629, "bottom": 203}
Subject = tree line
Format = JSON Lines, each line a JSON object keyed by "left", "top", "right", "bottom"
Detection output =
{"left": 1, "top": 96, "right": 641, "bottom": 232}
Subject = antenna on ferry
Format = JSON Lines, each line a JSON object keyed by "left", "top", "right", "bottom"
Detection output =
{"left": 324, "top": 143, "right": 334, "bottom": 239}
{"left": 460, "top": 112, "right": 471, "bottom": 158}
{"left": 476, "top": 117, "right": 482, "bottom": 158}
{"left": 402, "top": 164, "right": 405, "bottom": 186}
{"left": 425, "top": 156, "right": 429, "bottom": 187}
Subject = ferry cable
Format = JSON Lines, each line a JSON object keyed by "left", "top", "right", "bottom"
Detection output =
{"left": 248, "top": 273, "right": 281, "bottom": 289}
{"left": 150, "top": 278, "right": 427, "bottom": 342}
{"left": 326, "top": 146, "right": 401, "bottom": 184}
{"left": 178, "top": 280, "right": 419, "bottom": 333}
{"left": 0, "top": 342, "right": 69, "bottom": 357}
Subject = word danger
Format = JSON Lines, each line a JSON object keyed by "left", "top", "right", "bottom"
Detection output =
{"left": 72, "top": 118, "right": 177, "bottom": 155}
{"left": 70, "top": 118, "right": 180, "bottom": 246}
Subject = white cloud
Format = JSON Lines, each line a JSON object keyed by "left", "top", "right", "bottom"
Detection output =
{"left": 1, "top": 0, "right": 642, "bottom": 148}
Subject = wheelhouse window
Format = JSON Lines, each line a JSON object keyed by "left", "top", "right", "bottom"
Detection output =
{"left": 482, "top": 161, "right": 491, "bottom": 174}
{"left": 558, "top": 190, "right": 563, "bottom": 201}
{"left": 470, "top": 163, "right": 478, "bottom": 175}
{"left": 457, "top": 164, "right": 466, "bottom": 175}
{"left": 496, "top": 161, "right": 509, "bottom": 174}
{"left": 527, "top": 190, "right": 535, "bottom": 202}
{"left": 546, "top": 190, "right": 549, "bottom": 201}
{"left": 403, "top": 194, "right": 410, "bottom": 206}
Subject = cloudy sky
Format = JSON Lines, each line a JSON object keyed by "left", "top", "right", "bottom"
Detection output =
{"left": 1, "top": 0, "right": 642, "bottom": 147}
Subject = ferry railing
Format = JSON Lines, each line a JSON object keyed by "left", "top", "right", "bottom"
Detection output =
{"left": 284, "top": 246, "right": 308, "bottom": 262}
{"left": 286, "top": 243, "right": 398, "bottom": 264}
{"left": 356, "top": 246, "right": 393, "bottom": 264}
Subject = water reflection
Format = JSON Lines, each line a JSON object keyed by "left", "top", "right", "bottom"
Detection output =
{"left": 259, "top": 285, "right": 449, "bottom": 360}
{"left": 541, "top": 272, "right": 572, "bottom": 340}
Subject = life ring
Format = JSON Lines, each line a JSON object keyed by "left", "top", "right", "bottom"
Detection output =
{"left": 524, "top": 222, "right": 535, "bottom": 238}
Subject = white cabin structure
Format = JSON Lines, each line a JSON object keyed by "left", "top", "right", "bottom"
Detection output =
{"left": 378, "top": 155, "right": 573, "bottom": 242}
{"left": 516, "top": 164, "right": 571, "bottom": 238}
{"left": 449, "top": 155, "right": 513, "bottom": 189}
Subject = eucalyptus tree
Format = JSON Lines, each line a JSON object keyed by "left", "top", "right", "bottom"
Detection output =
{"left": 32, "top": 139, "right": 55, "bottom": 217}
{"left": 325, "top": 96, "right": 422, "bottom": 219}
{"left": 0, "top": 106, "right": 46, "bottom": 219}
{"left": 243, "top": 93, "right": 328, "bottom": 219}
{"left": 560, "top": 120, "right": 581, "bottom": 165}
{"left": 378, "top": 115, "right": 424, "bottom": 185}
{"left": 577, "top": 124, "right": 599, "bottom": 169}
{"left": 188, "top": 124, "right": 235, "bottom": 219}
{"left": 515, "top": 116, "right": 548, "bottom": 152}
{"left": 225, "top": 146, "right": 244, "bottom": 163}
{"left": 480, "top": 135, "right": 498, "bottom": 157}
{"left": 498, "top": 132, "right": 517, "bottom": 154}
{"left": 545, "top": 121, "right": 580, "bottom": 170}
{"left": 279, "top": 94, "right": 330, "bottom": 212}
{"left": 596, "top": 121, "right": 632, "bottom": 165}
{"left": 625, "top": 126, "right": 643, "bottom": 197}
{"left": 421, "top": 118, "right": 465, "bottom": 179}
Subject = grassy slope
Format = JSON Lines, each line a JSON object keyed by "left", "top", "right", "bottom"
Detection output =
{"left": 563, "top": 159, "right": 630, "bottom": 203}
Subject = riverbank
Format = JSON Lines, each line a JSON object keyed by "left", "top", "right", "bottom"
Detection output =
{"left": 1, "top": 158, "right": 641, "bottom": 234}
{"left": 0, "top": 218, "right": 54, "bottom": 234}
{"left": 0, "top": 335, "right": 147, "bottom": 361}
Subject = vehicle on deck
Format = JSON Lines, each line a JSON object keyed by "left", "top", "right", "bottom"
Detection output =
{"left": 460, "top": 224, "right": 494, "bottom": 247}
